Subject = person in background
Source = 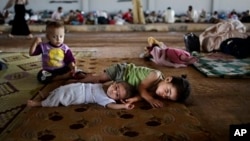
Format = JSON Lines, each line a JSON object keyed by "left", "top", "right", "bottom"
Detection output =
{"left": 75, "top": 9, "right": 84, "bottom": 24}
{"left": 51, "top": 6, "right": 64, "bottom": 21}
{"left": 69, "top": 9, "right": 84, "bottom": 25}
{"left": 209, "top": 11, "right": 220, "bottom": 23}
{"left": 228, "top": 9, "right": 239, "bottom": 20}
{"left": 27, "top": 81, "right": 135, "bottom": 110}
{"left": 98, "top": 10, "right": 108, "bottom": 24}
{"left": 3, "top": 0, "right": 33, "bottom": 39}
{"left": 199, "top": 8, "right": 207, "bottom": 22}
{"left": 163, "top": 7, "right": 175, "bottom": 23}
{"left": 29, "top": 21, "right": 82, "bottom": 84}
{"left": 186, "top": 5, "right": 199, "bottom": 23}
{"left": 64, "top": 10, "right": 76, "bottom": 24}
{"left": 145, "top": 11, "right": 158, "bottom": 23}
{"left": 122, "top": 8, "right": 133, "bottom": 23}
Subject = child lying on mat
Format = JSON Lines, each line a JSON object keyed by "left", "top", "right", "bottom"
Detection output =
{"left": 65, "top": 63, "right": 191, "bottom": 108}
{"left": 27, "top": 81, "right": 135, "bottom": 110}
{"left": 140, "top": 37, "right": 198, "bottom": 68}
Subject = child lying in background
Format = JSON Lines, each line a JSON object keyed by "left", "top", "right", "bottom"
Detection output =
{"left": 141, "top": 37, "right": 198, "bottom": 68}
{"left": 27, "top": 81, "right": 135, "bottom": 110}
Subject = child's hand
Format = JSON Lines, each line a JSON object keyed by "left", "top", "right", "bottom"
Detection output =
{"left": 148, "top": 98, "right": 164, "bottom": 108}
{"left": 125, "top": 103, "right": 135, "bottom": 110}
{"left": 70, "top": 66, "right": 77, "bottom": 77}
{"left": 35, "top": 37, "right": 42, "bottom": 44}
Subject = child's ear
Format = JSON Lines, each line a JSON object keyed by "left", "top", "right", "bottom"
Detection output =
{"left": 165, "top": 76, "right": 173, "bottom": 82}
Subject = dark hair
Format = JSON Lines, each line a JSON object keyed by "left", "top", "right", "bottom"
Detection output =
{"left": 46, "top": 21, "right": 64, "bottom": 30}
{"left": 171, "top": 75, "right": 190, "bottom": 102}
{"left": 116, "top": 81, "right": 136, "bottom": 99}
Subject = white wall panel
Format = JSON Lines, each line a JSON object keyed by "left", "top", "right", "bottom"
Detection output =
{"left": 0, "top": 0, "right": 249, "bottom": 15}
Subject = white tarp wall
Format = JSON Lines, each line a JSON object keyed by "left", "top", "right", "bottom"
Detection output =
{"left": 0, "top": 0, "right": 249, "bottom": 15}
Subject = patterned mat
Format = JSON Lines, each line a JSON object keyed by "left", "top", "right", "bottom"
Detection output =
{"left": 0, "top": 52, "right": 95, "bottom": 137}
{"left": 0, "top": 54, "right": 212, "bottom": 141}
{"left": 192, "top": 52, "right": 250, "bottom": 78}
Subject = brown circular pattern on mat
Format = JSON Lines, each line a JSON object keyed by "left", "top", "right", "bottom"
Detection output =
{"left": 117, "top": 111, "right": 134, "bottom": 119}
{"left": 74, "top": 106, "right": 88, "bottom": 112}
{"left": 145, "top": 116, "right": 162, "bottom": 127}
{"left": 37, "top": 130, "right": 56, "bottom": 141}
{"left": 48, "top": 112, "right": 63, "bottom": 121}
{"left": 69, "top": 119, "right": 88, "bottom": 130}
{"left": 119, "top": 127, "right": 139, "bottom": 137}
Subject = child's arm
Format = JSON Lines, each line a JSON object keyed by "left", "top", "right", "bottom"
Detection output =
{"left": 139, "top": 86, "right": 164, "bottom": 108}
{"left": 29, "top": 37, "right": 42, "bottom": 56}
{"left": 68, "top": 62, "right": 77, "bottom": 77}
{"left": 106, "top": 102, "right": 135, "bottom": 110}
{"left": 138, "top": 71, "right": 164, "bottom": 108}
{"left": 64, "top": 72, "right": 111, "bottom": 85}
{"left": 121, "top": 95, "right": 143, "bottom": 104}
{"left": 68, "top": 62, "right": 76, "bottom": 71}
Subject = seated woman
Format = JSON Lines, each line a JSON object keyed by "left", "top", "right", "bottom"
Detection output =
{"left": 141, "top": 37, "right": 198, "bottom": 68}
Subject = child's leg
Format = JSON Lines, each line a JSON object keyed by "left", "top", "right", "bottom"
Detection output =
{"left": 51, "top": 71, "right": 73, "bottom": 81}
{"left": 51, "top": 70, "right": 89, "bottom": 81}
{"left": 38, "top": 91, "right": 50, "bottom": 99}
{"left": 27, "top": 100, "right": 42, "bottom": 107}
{"left": 37, "top": 80, "right": 65, "bottom": 101}
{"left": 73, "top": 71, "right": 90, "bottom": 79}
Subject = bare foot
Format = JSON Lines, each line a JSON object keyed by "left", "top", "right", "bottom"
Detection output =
{"left": 186, "top": 56, "right": 198, "bottom": 64}
{"left": 27, "top": 100, "right": 41, "bottom": 107}
{"left": 180, "top": 55, "right": 198, "bottom": 64}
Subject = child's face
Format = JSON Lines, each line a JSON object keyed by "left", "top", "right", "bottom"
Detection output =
{"left": 156, "top": 79, "right": 178, "bottom": 101}
{"left": 46, "top": 27, "right": 65, "bottom": 47}
{"left": 106, "top": 82, "right": 127, "bottom": 100}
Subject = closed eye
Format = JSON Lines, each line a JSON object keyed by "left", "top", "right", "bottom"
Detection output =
{"left": 165, "top": 89, "right": 171, "bottom": 99}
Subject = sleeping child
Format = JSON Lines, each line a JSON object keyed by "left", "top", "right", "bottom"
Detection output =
{"left": 141, "top": 37, "right": 198, "bottom": 68}
{"left": 27, "top": 81, "right": 135, "bottom": 110}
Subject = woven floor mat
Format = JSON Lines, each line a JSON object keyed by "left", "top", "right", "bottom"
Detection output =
{"left": 0, "top": 52, "right": 95, "bottom": 137}
{"left": 0, "top": 54, "right": 212, "bottom": 141}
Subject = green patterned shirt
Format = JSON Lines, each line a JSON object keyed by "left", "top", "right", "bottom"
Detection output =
{"left": 123, "top": 63, "right": 152, "bottom": 88}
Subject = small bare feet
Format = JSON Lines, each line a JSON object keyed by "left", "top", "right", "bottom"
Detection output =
{"left": 186, "top": 57, "right": 198, "bottom": 64}
{"left": 27, "top": 100, "right": 41, "bottom": 107}
{"left": 180, "top": 54, "right": 198, "bottom": 64}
